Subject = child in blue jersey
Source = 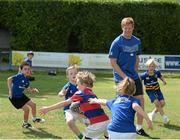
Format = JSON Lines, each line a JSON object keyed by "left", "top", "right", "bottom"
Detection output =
{"left": 58, "top": 65, "right": 88, "bottom": 139}
{"left": 7, "top": 62, "right": 45, "bottom": 128}
{"left": 89, "top": 77, "right": 153, "bottom": 139}
{"left": 140, "top": 59, "right": 170, "bottom": 124}
{"left": 24, "top": 51, "right": 34, "bottom": 67}
{"left": 23, "top": 51, "right": 35, "bottom": 81}
{"left": 40, "top": 71, "right": 109, "bottom": 139}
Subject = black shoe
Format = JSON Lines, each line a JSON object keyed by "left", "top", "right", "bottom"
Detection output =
{"left": 32, "top": 117, "right": 45, "bottom": 123}
{"left": 22, "top": 122, "right": 32, "bottom": 128}
{"left": 136, "top": 128, "right": 150, "bottom": 137}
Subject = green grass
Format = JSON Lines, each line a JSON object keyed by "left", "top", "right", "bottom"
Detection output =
{"left": 0, "top": 71, "right": 180, "bottom": 139}
{"left": 62, "top": 0, "right": 180, "bottom": 4}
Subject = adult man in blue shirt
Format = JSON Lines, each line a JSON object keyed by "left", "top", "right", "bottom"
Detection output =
{"left": 108, "top": 17, "right": 149, "bottom": 137}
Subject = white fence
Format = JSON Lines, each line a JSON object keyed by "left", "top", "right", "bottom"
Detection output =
{"left": 12, "top": 51, "right": 180, "bottom": 71}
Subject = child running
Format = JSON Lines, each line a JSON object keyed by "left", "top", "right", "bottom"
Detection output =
{"left": 140, "top": 58, "right": 170, "bottom": 124}
{"left": 89, "top": 77, "right": 153, "bottom": 139}
{"left": 40, "top": 71, "right": 109, "bottom": 139}
{"left": 58, "top": 65, "right": 89, "bottom": 139}
{"left": 7, "top": 62, "right": 45, "bottom": 128}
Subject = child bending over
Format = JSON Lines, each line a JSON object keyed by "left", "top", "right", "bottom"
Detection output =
{"left": 89, "top": 77, "right": 153, "bottom": 139}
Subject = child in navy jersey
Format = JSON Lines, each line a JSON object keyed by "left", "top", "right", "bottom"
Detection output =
{"left": 89, "top": 77, "right": 152, "bottom": 139}
{"left": 140, "top": 59, "right": 170, "bottom": 124}
{"left": 40, "top": 71, "right": 109, "bottom": 139}
{"left": 24, "top": 51, "right": 34, "bottom": 67}
{"left": 8, "top": 62, "right": 44, "bottom": 128}
{"left": 23, "top": 51, "right": 35, "bottom": 81}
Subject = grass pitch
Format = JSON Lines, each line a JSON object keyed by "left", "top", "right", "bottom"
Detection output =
{"left": 0, "top": 71, "right": 180, "bottom": 139}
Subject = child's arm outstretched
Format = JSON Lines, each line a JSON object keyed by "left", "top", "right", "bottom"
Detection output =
{"left": 159, "top": 76, "right": 167, "bottom": 85}
{"left": 40, "top": 99, "right": 72, "bottom": 115}
{"left": 7, "top": 77, "right": 12, "bottom": 98}
{"left": 58, "top": 88, "right": 69, "bottom": 97}
{"left": 132, "top": 103, "right": 153, "bottom": 130}
{"left": 88, "top": 98, "right": 107, "bottom": 106}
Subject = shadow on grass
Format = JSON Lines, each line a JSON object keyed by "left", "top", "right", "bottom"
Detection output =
{"left": 138, "top": 134, "right": 160, "bottom": 139}
{"left": 147, "top": 135, "right": 160, "bottom": 139}
{"left": 159, "top": 123, "right": 180, "bottom": 131}
{"left": 23, "top": 127, "right": 62, "bottom": 139}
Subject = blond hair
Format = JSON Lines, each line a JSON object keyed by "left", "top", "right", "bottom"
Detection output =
{"left": 117, "top": 77, "right": 136, "bottom": 95}
{"left": 66, "top": 65, "right": 78, "bottom": 76}
{"left": 145, "top": 58, "right": 157, "bottom": 67}
{"left": 76, "top": 71, "right": 96, "bottom": 88}
{"left": 121, "top": 17, "right": 134, "bottom": 28}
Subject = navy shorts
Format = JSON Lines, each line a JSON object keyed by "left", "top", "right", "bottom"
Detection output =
{"left": 9, "top": 94, "right": 30, "bottom": 109}
{"left": 146, "top": 90, "right": 164, "bottom": 103}
{"left": 134, "top": 78, "right": 143, "bottom": 96}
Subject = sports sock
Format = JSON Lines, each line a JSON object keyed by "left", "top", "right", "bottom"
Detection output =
{"left": 32, "top": 116, "right": 37, "bottom": 121}
{"left": 23, "top": 120, "right": 28, "bottom": 124}
{"left": 136, "top": 124, "right": 142, "bottom": 131}
{"left": 162, "top": 115, "right": 167, "bottom": 119}
{"left": 152, "top": 111, "right": 156, "bottom": 116}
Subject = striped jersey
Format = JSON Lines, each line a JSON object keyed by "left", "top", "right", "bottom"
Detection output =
{"left": 71, "top": 88, "right": 109, "bottom": 124}
{"left": 140, "top": 69, "right": 162, "bottom": 91}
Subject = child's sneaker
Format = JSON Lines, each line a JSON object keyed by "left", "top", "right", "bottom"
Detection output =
{"left": 148, "top": 112, "right": 156, "bottom": 122}
{"left": 32, "top": 117, "right": 45, "bottom": 123}
{"left": 22, "top": 122, "right": 32, "bottom": 128}
{"left": 163, "top": 116, "right": 170, "bottom": 124}
{"left": 136, "top": 128, "right": 150, "bottom": 137}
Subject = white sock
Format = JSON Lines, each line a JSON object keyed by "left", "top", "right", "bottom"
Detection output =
{"left": 152, "top": 111, "right": 156, "bottom": 114}
{"left": 152, "top": 112, "right": 157, "bottom": 117}
{"left": 162, "top": 115, "right": 167, "bottom": 119}
{"left": 32, "top": 116, "right": 36, "bottom": 120}
{"left": 136, "top": 125, "right": 142, "bottom": 131}
{"left": 23, "top": 120, "right": 28, "bottom": 124}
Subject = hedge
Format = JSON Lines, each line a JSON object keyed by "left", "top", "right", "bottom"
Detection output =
{"left": 0, "top": 0, "right": 179, "bottom": 54}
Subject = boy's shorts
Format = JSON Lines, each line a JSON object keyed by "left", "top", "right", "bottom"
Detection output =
{"left": 9, "top": 94, "right": 30, "bottom": 109}
{"left": 64, "top": 109, "right": 90, "bottom": 125}
{"left": 146, "top": 90, "right": 164, "bottom": 103}
{"left": 83, "top": 120, "right": 109, "bottom": 139}
{"left": 64, "top": 109, "right": 80, "bottom": 121}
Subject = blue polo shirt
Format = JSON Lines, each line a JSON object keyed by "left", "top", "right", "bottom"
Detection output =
{"left": 63, "top": 82, "right": 78, "bottom": 110}
{"left": 106, "top": 94, "right": 140, "bottom": 133}
{"left": 12, "top": 73, "right": 29, "bottom": 98}
{"left": 109, "top": 35, "right": 141, "bottom": 82}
